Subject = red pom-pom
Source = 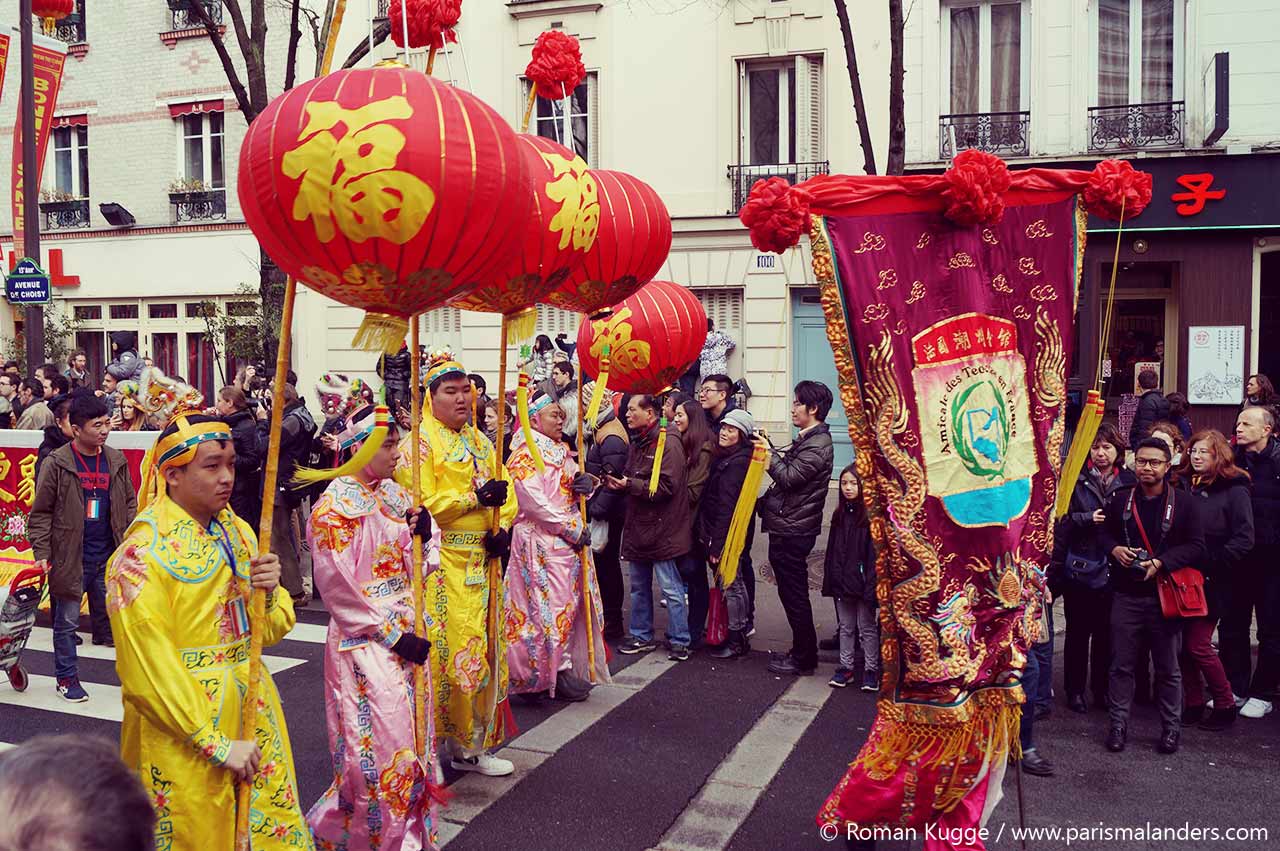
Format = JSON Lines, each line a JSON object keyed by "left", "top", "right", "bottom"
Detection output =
{"left": 1083, "top": 159, "right": 1153, "bottom": 221}
{"left": 738, "top": 177, "right": 812, "bottom": 255}
{"left": 941, "top": 149, "right": 1012, "bottom": 226}
{"left": 389, "top": 0, "right": 462, "bottom": 49}
{"left": 525, "top": 31, "right": 586, "bottom": 99}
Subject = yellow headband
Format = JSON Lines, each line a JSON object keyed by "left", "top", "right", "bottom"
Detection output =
{"left": 426, "top": 360, "right": 466, "bottom": 386}
{"left": 156, "top": 418, "right": 233, "bottom": 472}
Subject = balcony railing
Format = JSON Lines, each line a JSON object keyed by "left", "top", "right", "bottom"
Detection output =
{"left": 170, "top": 189, "right": 226, "bottom": 223}
{"left": 170, "top": 0, "right": 223, "bottom": 29}
{"left": 939, "top": 111, "right": 1030, "bottom": 159}
{"left": 727, "top": 161, "right": 829, "bottom": 213}
{"left": 374, "top": 0, "right": 389, "bottom": 19}
{"left": 1088, "top": 101, "right": 1185, "bottom": 152}
{"left": 40, "top": 198, "right": 90, "bottom": 230}
{"left": 50, "top": 4, "right": 85, "bottom": 44}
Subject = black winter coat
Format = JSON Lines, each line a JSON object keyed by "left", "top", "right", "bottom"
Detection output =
{"left": 760, "top": 423, "right": 834, "bottom": 538}
{"left": 586, "top": 415, "right": 629, "bottom": 521}
{"left": 1128, "top": 389, "right": 1170, "bottom": 450}
{"left": 1050, "top": 465, "right": 1136, "bottom": 593}
{"left": 258, "top": 401, "right": 317, "bottom": 507}
{"left": 1098, "top": 484, "right": 1205, "bottom": 597}
{"left": 34, "top": 425, "right": 70, "bottom": 483}
{"left": 821, "top": 501, "right": 876, "bottom": 604}
{"left": 1187, "top": 473, "right": 1253, "bottom": 608}
{"left": 696, "top": 442, "right": 755, "bottom": 560}
{"left": 225, "top": 409, "right": 262, "bottom": 522}
{"left": 1234, "top": 437, "right": 1280, "bottom": 549}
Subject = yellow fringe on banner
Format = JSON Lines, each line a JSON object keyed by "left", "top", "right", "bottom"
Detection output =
{"left": 517, "top": 373, "right": 546, "bottom": 473}
{"left": 855, "top": 702, "right": 1023, "bottom": 813}
{"left": 351, "top": 312, "right": 410, "bottom": 354}
{"left": 505, "top": 306, "right": 538, "bottom": 345}
{"left": 649, "top": 417, "right": 668, "bottom": 497}
{"left": 584, "top": 344, "right": 611, "bottom": 426}
{"left": 1054, "top": 389, "right": 1103, "bottom": 518}
{"left": 294, "top": 406, "right": 391, "bottom": 485}
{"left": 718, "top": 442, "right": 768, "bottom": 587}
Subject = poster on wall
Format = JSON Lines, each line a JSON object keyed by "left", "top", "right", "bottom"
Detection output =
{"left": 1187, "top": 326, "right": 1245, "bottom": 405}
{"left": 1133, "top": 361, "right": 1161, "bottom": 395}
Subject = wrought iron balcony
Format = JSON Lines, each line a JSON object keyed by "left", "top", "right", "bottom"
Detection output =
{"left": 170, "top": 0, "right": 223, "bottom": 29}
{"left": 939, "top": 111, "right": 1030, "bottom": 159}
{"left": 727, "top": 161, "right": 829, "bottom": 214}
{"left": 1088, "top": 101, "right": 1185, "bottom": 152}
{"left": 50, "top": 3, "right": 85, "bottom": 44}
{"left": 375, "top": 0, "right": 390, "bottom": 18}
{"left": 170, "top": 189, "right": 226, "bottom": 223}
{"left": 40, "top": 198, "right": 90, "bottom": 230}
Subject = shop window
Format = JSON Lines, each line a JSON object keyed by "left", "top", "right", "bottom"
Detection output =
{"left": 110, "top": 304, "right": 139, "bottom": 320}
{"left": 74, "top": 304, "right": 101, "bottom": 321}
{"left": 149, "top": 303, "right": 178, "bottom": 319}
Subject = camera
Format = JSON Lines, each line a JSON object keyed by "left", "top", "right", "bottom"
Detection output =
{"left": 1131, "top": 548, "right": 1150, "bottom": 568}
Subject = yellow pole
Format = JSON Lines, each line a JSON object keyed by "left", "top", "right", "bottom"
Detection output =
{"left": 576, "top": 355, "right": 597, "bottom": 681}
{"left": 409, "top": 318, "right": 428, "bottom": 757}
{"left": 234, "top": 277, "right": 295, "bottom": 851}
{"left": 521, "top": 83, "right": 538, "bottom": 133}
{"left": 483, "top": 319, "right": 511, "bottom": 735}
{"left": 319, "top": 0, "right": 348, "bottom": 77}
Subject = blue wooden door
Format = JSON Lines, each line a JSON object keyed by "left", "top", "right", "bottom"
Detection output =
{"left": 791, "top": 289, "right": 853, "bottom": 477}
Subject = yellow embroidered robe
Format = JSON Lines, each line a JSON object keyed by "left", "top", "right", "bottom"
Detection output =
{"left": 105, "top": 495, "right": 312, "bottom": 851}
{"left": 395, "top": 420, "right": 517, "bottom": 751}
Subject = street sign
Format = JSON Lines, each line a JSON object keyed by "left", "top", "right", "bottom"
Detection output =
{"left": 5, "top": 257, "right": 50, "bottom": 305}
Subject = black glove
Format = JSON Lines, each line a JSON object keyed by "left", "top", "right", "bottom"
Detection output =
{"left": 484, "top": 529, "right": 511, "bottom": 559}
{"left": 476, "top": 479, "right": 509, "bottom": 508}
{"left": 391, "top": 633, "right": 432, "bottom": 665}
{"left": 575, "top": 528, "right": 592, "bottom": 550}
{"left": 405, "top": 508, "right": 433, "bottom": 539}
{"left": 570, "top": 472, "right": 596, "bottom": 496}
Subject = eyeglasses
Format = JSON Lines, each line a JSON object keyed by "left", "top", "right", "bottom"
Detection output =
{"left": 699, "top": 388, "right": 723, "bottom": 397}
{"left": 1134, "top": 458, "right": 1168, "bottom": 468}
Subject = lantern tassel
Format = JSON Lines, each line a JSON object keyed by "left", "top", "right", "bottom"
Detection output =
{"left": 517, "top": 372, "right": 546, "bottom": 473}
{"left": 352, "top": 312, "right": 410, "bottom": 355}
{"left": 505, "top": 306, "right": 538, "bottom": 344}
{"left": 584, "top": 344, "right": 610, "bottom": 426}
{"left": 717, "top": 442, "right": 769, "bottom": 587}
{"left": 293, "top": 406, "right": 391, "bottom": 485}
{"left": 649, "top": 416, "right": 668, "bottom": 497}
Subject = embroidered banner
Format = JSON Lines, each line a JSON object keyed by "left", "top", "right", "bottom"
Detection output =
{"left": 10, "top": 37, "right": 67, "bottom": 260}
{"left": 814, "top": 196, "right": 1083, "bottom": 830}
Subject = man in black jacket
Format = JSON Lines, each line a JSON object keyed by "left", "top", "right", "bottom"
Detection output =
{"left": 1229, "top": 407, "right": 1280, "bottom": 720}
{"left": 1128, "top": 369, "right": 1170, "bottom": 450}
{"left": 1098, "top": 437, "right": 1205, "bottom": 755}
{"left": 215, "top": 386, "right": 263, "bottom": 524}
{"left": 761, "top": 381, "right": 836, "bottom": 675}
{"left": 256, "top": 381, "right": 317, "bottom": 605}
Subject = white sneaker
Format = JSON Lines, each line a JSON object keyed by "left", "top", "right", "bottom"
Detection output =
{"left": 1206, "top": 694, "right": 1247, "bottom": 710}
{"left": 1239, "top": 698, "right": 1275, "bottom": 719}
{"left": 451, "top": 752, "right": 515, "bottom": 777}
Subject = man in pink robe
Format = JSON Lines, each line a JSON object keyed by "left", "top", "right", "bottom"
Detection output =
{"left": 305, "top": 406, "right": 444, "bottom": 851}
{"left": 503, "top": 392, "right": 610, "bottom": 701}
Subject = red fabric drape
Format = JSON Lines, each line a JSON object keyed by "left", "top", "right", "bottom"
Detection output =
{"left": 800, "top": 168, "right": 1095, "bottom": 218}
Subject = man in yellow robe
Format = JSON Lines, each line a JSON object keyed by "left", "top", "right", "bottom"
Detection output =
{"left": 106, "top": 398, "right": 311, "bottom": 851}
{"left": 397, "top": 352, "right": 518, "bottom": 777}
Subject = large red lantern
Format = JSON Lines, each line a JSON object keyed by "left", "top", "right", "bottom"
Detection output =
{"left": 33, "top": 0, "right": 73, "bottom": 32}
{"left": 238, "top": 65, "right": 531, "bottom": 351}
{"left": 545, "top": 170, "right": 671, "bottom": 315}
{"left": 576, "top": 280, "right": 706, "bottom": 395}
{"left": 447, "top": 135, "right": 597, "bottom": 339}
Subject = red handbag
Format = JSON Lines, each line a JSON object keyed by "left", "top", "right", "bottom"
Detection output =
{"left": 705, "top": 587, "right": 728, "bottom": 646}
{"left": 1157, "top": 568, "right": 1208, "bottom": 619}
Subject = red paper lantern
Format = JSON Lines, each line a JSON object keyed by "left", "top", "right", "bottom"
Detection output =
{"left": 33, "top": 0, "right": 73, "bottom": 28}
{"left": 238, "top": 65, "right": 531, "bottom": 351}
{"left": 448, "top": 135, "right": 598, "bottom": 336}
{"left": 546, "top": 170, "right": 671, "bottom": 315}
{"left": 576, "top": 280, "right": 706, "bottom": 395}
{"left": 389, "top": 0, "right": 461, "bottom": 48}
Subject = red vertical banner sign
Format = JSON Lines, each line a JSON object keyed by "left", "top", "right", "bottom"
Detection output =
{"left": 0, "top": 35, "right": 12, "bottom": 102}
{"left": 11, "top": 39, "right": 67, "bottom": 259}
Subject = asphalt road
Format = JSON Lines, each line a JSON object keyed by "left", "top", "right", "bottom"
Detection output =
{"left": 3, "top": 592, "right": 1278, "bottom": 850}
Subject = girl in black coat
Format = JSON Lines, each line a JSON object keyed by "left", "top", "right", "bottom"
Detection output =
{"left": 821, "top": 464, "right": 878, "bottom": 691}
{"left": 1052, "top": 422, "right": 1135, "bottom": 713}
{"left": 1181, "top": 429, "right": 1254, "bottom": 730}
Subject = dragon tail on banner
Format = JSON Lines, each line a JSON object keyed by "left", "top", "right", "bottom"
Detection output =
{"left": 740, "top": 153, "right": 1152, "bottom": 838}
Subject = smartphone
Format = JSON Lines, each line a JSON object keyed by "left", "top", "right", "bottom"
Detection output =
{"left": 602, "top": 463, "right": 621, "bottom": 479}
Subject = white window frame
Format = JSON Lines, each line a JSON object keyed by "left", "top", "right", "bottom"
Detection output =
{"left": 47, "top": 124, "right": 89, "bottom": 198}
{"left": 939, "top": 0, "right": 1031, "bottom": 115}
{"left": 738, "top": 55, "right": 823, "bottom": 165}
{"left": 1089, "top": 0, "right": 1185, "bottom": 107}
{"left": 524, "top": 71, "right": 598, "bottom": 168}
{"left": 176, "top": 112, "right": 226, "bottom": 190}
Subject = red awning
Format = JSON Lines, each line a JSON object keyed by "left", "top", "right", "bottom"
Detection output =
{"left": 52, "top": 114, "right": 88, "bottom": 128}
{"left": 169, "top": 99, "right": 224, "bottom": 118}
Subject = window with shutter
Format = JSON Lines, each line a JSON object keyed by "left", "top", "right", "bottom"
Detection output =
{"left": 524, "top": 72, "right": 598, "bottom": 168}
{"left": 795, "top": 56, "right": 824, "bottom": 163}
{"left": 692, "top": 288, "right": 745, "bottom": 377}
{"left": 422, "top": 307, "right": 463, "bottom": 355}
{"left": 533, "top": 306, "right": 581, "bottom": 341}
{"left": 733, "top": 57, "right": 827, "bottom": 211}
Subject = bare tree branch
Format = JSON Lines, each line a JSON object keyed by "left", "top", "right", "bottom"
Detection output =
{"left": 341, "top": 19, "right": 390, "bottom": 69}
{"left": 185, "top": 0, "right": 256, "bottom": 120}
{"left": 887, "top": 0, "right": 906, "bottom": 174}
{"left": 284, "top": 0, "right": 302, "bottom": 90}
{"left": 833, "top": 0, "right": 877, "bottom": 175}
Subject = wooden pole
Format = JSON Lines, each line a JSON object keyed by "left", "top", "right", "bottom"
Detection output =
{"left": 521, "top": 83, "right": 537, "bottom": 133}
{"left": 319, "top": 0, "right": 348, "bottom": 76}
{"left": 483, "top": 320, "right": 511, "bottom": 735}
{"left": 409, "top": 317, "right": 428, "bottom": 757}
{"left": 576, "top": 334, "right": 597, "bottom": 681}
{"left": 234, "top": 276, "right": 296, "bottom": 851}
